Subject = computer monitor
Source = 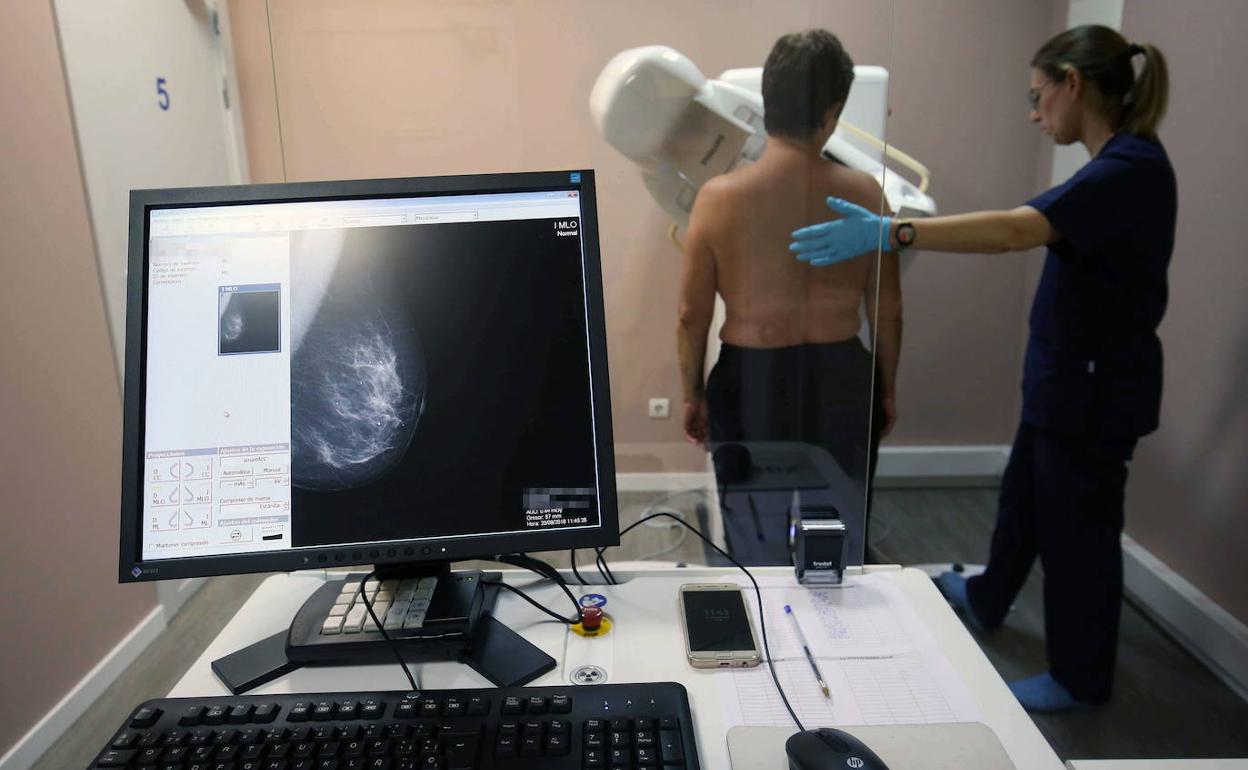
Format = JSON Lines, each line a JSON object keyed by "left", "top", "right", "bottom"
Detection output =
{"left": 118, "top": 171, "right": 618, "bottom": 687}
{"left": 118, "top": 170, "right": 618, "bottom": 584}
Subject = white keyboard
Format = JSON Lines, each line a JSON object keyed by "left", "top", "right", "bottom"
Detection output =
{"left": 318, "top": 576, "right": 438, "bottom": 636}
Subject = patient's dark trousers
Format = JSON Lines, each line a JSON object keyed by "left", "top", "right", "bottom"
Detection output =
{"left": 966, "top": 422, "right": 1137, "bottom": 703}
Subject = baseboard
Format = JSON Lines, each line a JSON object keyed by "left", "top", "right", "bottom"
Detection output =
{"left": 616, "top": 472, "right": 714, "bottom": 493}
{"left": 0, "top": 605, "right": 167, "bottom": 770}
{"left": 1121, "top": 535, "right": 1248, "bottom": 702}
{"left": 617, "top": 445, "right": 1010, "bottom": 492}
{"left": 875, "top": 445, "right": 1010, "bottom": 486}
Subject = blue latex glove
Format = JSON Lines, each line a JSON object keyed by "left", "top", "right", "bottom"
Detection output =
{"left": 790, "top": 196, "right": 892, "bottom": 266}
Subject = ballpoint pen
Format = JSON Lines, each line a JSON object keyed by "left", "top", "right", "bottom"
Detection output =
{"left": 784, "top": 604, "right": 830, "bottom": 699}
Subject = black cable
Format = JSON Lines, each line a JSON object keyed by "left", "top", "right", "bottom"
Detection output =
{"left": 609, "top": 512, "right": 805, "bottom": 732}
{"left": 355, "top": 571, "right": 419, "bottom": 693}
{"left": 594, "top": 546, "right": 617, "bottom": 585}
{"left": 490, "top": 554, "right": 584, "bottom": 623}
{"left": 569, "top": 549, "right": 587, "bottom": 586}
{"left": 481, "top": 579, "right": 583, "bottom": 625}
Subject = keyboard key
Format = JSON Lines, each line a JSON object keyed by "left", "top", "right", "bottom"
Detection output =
{"left": 179, "top": 705, "right": 206, "bottom": 726}
{"left": 94, "top": 748, "right": 134, "bottom": 766}
{"left": 444, "top": 735, "right": 478, "bottom": 769}
{"left": 584, "top": 718, "right": 606, "bottom": 732}
{"left": 130, "top": 706, "right": 162, "bottom": 728}
{"left": 289, "top": 702, "right": 312, "bottom": 722}
{"left": 610, "top": 718, "right": 631, "bottom": 731}
{"left": 549, "top": 719, "right": 569, "bottom": 734}
{"left": 494, "top": 733, "right": 517, "bottom": 757}
{"left": 660, "top": 730, "right": 683, "bottom": 764}
{"left": 229, "top": 704, "right": 254, "bottom": 724}
{"left": 608, "top": 746, "right": 630, "bottom": 766}
{"left": 501, "top": 696, "right": 524, "bottom": 715}
{"left": 112, "top": 732, "right": 140, "bottom": 749}
{"left": 253, "top": 703, "right": 280, "bottom": 723}
{"left": 659, "top": 716, "right": 679, "bottom": 731}
{"left": 465, "top": 696, "right": 489, "bottom": 716}
{"left": 360, "top": 700, "right": 385, "bottom": 720}
{"left": 519, "top": 734, "right": 542, "bottom": 756}
{"left": 637, "top": 745, "right": 658, "bottom": 765}
{"left": 584, "top": 746, "right": 605, "bottom": 767}
{"left": 314, "top": 702, "right": 337, "bottom": 721}
{"left": 322, "top": 616, "right": 345, "bottom": 635}
{"left": 526, "top": 695, "right": 548, "bottom": 714}
{"left": 204, "top": 705, "right": 228, "bottom": 725}
{"left": 550, "top": 694, "right": 571, "bottom": 713}
{"left": 585, "top": 731, "right": 604, "bottom": 749}
{"left": 441, "top": 698, "right": 464, "bottom": 717}
{"left": 337, "top": 701, "right": 360, "bottom": 719}
{"left": 544, "top": 732, "right": 569, "bottom": 755}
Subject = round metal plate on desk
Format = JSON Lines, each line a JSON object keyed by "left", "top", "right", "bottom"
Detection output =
{"left": 570, "top": 664, "right": 608, "bottom": 685}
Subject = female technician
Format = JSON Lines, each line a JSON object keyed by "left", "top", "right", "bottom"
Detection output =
{"left": 789, "top": 25, "right": 1175, "bottom": 712}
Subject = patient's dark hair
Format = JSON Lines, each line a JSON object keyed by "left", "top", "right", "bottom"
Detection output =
{"left": 1032, "top": 24, "right": 1169, "bottom": 138}
{"left": 762, "top": 30, "right": 855, "bottom": 140}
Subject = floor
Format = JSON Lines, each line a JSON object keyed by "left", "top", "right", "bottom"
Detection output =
{"left": 37, "top": 488, "right": 1248, "bottom": 769}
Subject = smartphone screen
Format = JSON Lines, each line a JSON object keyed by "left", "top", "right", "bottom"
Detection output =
{"left": 682, "top": 588, "right": 756, "bottom": 652}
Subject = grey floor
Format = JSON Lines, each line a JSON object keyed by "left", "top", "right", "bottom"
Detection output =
{"left": 41, "top": 488, "right": 1248, "bottom": 768}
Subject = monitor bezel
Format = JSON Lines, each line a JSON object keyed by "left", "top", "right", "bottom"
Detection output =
{"left": 119, "top": 170, "right": 618, "bottom": 583}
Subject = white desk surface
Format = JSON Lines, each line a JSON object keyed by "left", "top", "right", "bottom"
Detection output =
{"left": 170, "top": 565, "right": 1063, "bottom": 770}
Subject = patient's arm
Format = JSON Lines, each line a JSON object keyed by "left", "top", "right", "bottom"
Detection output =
{"left": 677, "top": 190, "right": 719, "bottom": 445}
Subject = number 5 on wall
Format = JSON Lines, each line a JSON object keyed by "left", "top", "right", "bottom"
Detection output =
{"left": 157, "top": 77, "right": 170, "bottom": 111}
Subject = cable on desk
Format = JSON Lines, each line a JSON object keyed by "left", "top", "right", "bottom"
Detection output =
{"left": 594, "top": 546, "right": 617, "bottom": 585}
{"left": 356, "top": 571, "right": 420, "bottom": 693}
{"left": 482, "top": 580, "right": 583, "bottom": 625}
{"left": 569, "top": 549, "right": 587, "bottom": 585}
{"left": 488, "top": 553, "right": 584, "bottom": 624}
{"left": 608, "top": 512, "right": 806, "bottom": 732}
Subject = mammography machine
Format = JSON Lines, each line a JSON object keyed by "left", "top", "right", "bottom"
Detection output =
{"left": 589, "top": 45, "right": 937, "bottom": 232}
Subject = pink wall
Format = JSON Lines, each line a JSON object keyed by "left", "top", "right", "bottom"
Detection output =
{"left": 229, "top": 0, "right": 1057, "bottom": 471}
{"left": 0, "top": 1, "right": 158, "bottom": 756}
{"left": 1119, "top": 1, "right": 1248, "bottom": 624}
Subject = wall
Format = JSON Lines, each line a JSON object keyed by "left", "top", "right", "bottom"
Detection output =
{"left": 228, "top": 0, "right": 1058, "bottom": 471}
{"left": 0, "top": 0, "right": 158, "bottom": 758}
{"left": 1119, "top": 0, "right": 1248, "bottom": 625}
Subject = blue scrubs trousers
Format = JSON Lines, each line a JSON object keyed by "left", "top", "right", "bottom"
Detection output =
{"left": 966, "top": 422, "right": 1137, "bottom": 703}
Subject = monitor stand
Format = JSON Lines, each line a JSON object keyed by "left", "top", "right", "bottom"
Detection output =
{"left": 210, "top": 562, "right": 557, "bottom": 695}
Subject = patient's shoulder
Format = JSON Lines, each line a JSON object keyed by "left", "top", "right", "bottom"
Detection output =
{"left": 826, "top": 165, "right": 886, "bottom": 211}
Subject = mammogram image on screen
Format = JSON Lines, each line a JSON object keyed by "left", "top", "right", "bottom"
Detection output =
{"left": 218, "top": 285, "right": 281, "bottom": 355}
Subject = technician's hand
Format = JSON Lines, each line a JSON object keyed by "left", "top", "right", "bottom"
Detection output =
{"left": 790, "top": 197, "right": 893, "bottom": 266}
{"left": 684, "top": 396, "right": 710, "bottom": 448}
{"left": 880, "top": 392, "right": 897, "bottom": 439}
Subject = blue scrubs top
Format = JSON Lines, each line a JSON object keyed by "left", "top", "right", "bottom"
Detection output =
{"left": 1023, "top": 132, "right": 1177, "bottom": 438}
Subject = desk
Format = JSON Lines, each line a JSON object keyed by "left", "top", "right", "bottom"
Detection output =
{"left": 171, "top": 565, "right": 1064, "bottom": 769}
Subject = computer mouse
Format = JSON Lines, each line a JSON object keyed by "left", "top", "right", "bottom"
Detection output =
{"left": 712, "top": 442, "right": 752, "bottom": 484}
{"left": 785, "top": 727, "right": 889, "bottom": 770}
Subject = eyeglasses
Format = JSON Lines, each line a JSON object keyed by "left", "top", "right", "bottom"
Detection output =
{"left": 1027, "top": 81, "right": 1056, "bottom": 110}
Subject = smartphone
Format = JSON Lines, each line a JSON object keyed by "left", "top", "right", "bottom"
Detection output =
{"left": 678, "top": 583, "right": 762, "bottom": 668}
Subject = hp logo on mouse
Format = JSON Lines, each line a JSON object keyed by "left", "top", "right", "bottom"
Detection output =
{"left": 846, "top": 758, "right": 865, "bottom": 769}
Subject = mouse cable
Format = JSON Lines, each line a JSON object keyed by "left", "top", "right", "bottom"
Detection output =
{"left": 355, "top": 570, "right": 421, "bottom": 693}
{"left": 609, "top": 512, "right": 805, "bottom": 732}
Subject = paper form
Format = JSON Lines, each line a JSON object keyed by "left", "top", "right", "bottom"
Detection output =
{"left": 718, "top": 573, "right": 982, "bottom": 727}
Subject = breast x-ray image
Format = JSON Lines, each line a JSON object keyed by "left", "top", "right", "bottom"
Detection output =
{"left": 287, "top": 218, "right": 598, "bottom": 549}
{"left": 218, "top": 286, "right": 281, "bottom": 355}
{"left": 289, "top": 229, "right": 427, "bottom": 491}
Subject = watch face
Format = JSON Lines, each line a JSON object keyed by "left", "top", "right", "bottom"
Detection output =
{"left": 898, "top": 223, "right": 916, "bottom": 246}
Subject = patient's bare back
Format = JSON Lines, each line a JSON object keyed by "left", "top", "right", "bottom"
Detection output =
{"left": 696, "top": 156, "right": 883, "bottom": 348}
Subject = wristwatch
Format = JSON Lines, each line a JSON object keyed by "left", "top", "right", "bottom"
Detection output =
{"left": 895, "top": 221, "right": 916, "bottom": 250}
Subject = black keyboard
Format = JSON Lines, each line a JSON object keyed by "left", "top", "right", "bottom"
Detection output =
{"left": 88, "top": 682, "right": 701, "bottom": 769}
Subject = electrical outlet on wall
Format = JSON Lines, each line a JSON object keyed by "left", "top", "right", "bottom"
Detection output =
{"left": 648, "top": 398, "right": 671, "bottom": 419}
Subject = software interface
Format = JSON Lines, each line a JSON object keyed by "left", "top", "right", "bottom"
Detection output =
{"left": 141, "top": 189, "right": 601, "bottom": 561}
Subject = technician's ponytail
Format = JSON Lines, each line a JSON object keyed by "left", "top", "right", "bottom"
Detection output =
{"left": 1121, "top": 42, "right": 1169, "bottom": 138}
{"left": 1032, "top": 25, "right": 1170, "bottom": 139}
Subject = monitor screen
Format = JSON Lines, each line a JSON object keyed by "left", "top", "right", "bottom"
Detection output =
{"left": 120, "top": 171, "right": 617, "bottom": 581}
